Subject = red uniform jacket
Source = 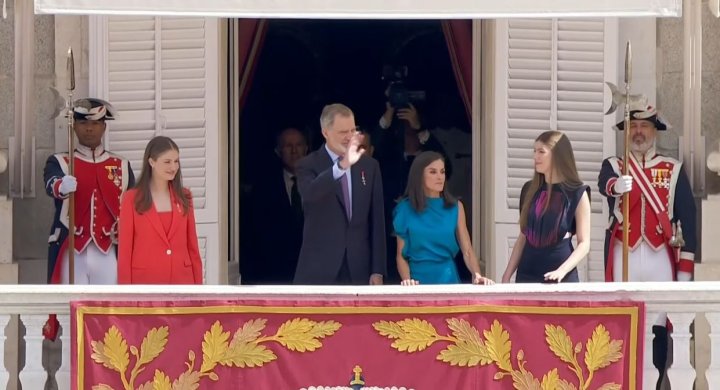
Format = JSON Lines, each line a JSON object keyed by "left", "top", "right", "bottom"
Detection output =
{"left": 598, "top": 148, "right": 697, "bottom": 280}
{"left": 118, "top": 188, "right": 203, "bottom": 284}
{"left": 43, "top": 145, "right": 134, "bottom": 283}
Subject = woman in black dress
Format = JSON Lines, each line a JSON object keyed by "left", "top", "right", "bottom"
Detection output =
{"left": 502, "top": 131, "right": 591, "bottom": 283}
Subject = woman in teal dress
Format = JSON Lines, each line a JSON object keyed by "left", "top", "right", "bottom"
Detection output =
{"left": 393, "top": 151, "right": 494, "bottom": 285}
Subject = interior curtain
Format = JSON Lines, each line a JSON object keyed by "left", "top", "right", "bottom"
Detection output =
{"left": 441, "top": 20, "right": 473, "bottom": 122}
{"left": 237, "top": 19, "right": 268, "bottom": 114}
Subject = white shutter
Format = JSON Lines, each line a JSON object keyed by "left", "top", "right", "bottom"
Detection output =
{"left": 492, "top": 18, "right": 617, "bottom": 282}
{"left": 90, "top": 15, "right": 222, "bottom": 283}
{"left": 503, "top": 19, "right": 553, "bottom": 215}
{"left": 158, "top": 18, "right": 217, "bottom": 217}
{"left": 104, "top": 16, "right": 157, "bottom": 170}
{"left": 556, "top": 19, "right": 614, "bottom": 281}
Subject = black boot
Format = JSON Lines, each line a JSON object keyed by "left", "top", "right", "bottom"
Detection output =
{"left": 652, "top": 325, "right": 669, "bottom": 390}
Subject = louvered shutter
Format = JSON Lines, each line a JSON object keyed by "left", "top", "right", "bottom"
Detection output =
{"left": 91, "top": 15, "right": 221, "bottom": 283}
{"left": 493, "top": 18, "right": 617, "bottom": 282}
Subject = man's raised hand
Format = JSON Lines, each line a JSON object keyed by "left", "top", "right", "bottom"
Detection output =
{"left": 340, "top": 132, "right": 366, "bottom": 169}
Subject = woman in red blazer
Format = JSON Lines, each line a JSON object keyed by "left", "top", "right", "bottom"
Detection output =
{"left": 118, "top": 136, "right": 203, "bottom": 284}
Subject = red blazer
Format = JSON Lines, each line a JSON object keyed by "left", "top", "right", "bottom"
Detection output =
{"left": 118, "top": 188, "right": 203, "bottom": 284}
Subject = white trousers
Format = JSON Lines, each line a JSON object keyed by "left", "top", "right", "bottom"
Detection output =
{"left": 60, "top": 243, "right": 118, "bottom": 284}
{"left": 613, "top": 239, "right": 673, "bottom": 326}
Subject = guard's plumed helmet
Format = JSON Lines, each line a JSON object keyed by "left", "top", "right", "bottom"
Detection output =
{"left": 72, "top": 98, "right": 117, "bottom": 121}
{"left": 615, "top": 102, "right": 669, "bottom": 131}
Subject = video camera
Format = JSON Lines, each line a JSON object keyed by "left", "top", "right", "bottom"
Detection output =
{"left": 382, "top": 65, "right": 426, "bottom": 109}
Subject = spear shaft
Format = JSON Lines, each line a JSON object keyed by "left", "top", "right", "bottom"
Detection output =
{"left": 622, "top": 42, "right": 632, "bottom": 282}
{"left": 66, "top": 47, "right": 76, "bottom": 285}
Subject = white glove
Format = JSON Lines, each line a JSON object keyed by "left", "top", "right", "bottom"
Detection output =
{"left": 613, "top": 175, "right": 633, "bottom": 194}
{"left": 677, "top": 271, "right": 693, "bottom": 282}
{"left": 58, "top": 175, "right": 77, "bottom": 195}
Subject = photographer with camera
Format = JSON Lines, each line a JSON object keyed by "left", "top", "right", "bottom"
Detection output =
{"left": 373, "top": 66, "right": 452, "bottom": 284}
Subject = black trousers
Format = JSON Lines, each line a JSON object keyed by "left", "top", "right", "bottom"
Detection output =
{"left": 653, "top": 325, "right": 670, "bottom": 390}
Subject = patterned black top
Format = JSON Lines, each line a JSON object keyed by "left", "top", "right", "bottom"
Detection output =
{"left": 520, "top": 181, "right": 590, "bottom": 248}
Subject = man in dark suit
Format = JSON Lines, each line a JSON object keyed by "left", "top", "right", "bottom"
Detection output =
{"left": 294, "top": 103, "right": 386, "bottom": 285}
{"left": 243, "top": 127, "right": 308, "bottom": 284}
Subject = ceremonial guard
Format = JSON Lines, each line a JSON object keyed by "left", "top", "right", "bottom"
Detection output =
{"left": 42, "top": 98, "right": 135, "bottom": 340}
{"left": 598, "top": 100, "right": 696, "bottom": 387}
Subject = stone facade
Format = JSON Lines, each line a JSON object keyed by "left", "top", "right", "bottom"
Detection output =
{"left": 703, "top": 7, "right": 720, "bottom": 195}
{"left": 656, "top": 6, "right": 720, "bottom": 195}
{"left": 657, "top": 16, "right": 683, "bottom": 159}
{"left": 1, "top": 1, "right": 58, "bottom": 283}
{"left": 0, "top": 3, "right": 14, "bottom": 189}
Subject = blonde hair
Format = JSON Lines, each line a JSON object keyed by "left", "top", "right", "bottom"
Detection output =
{"left": 519, "top": 131, "right": 583, "bottom": 231}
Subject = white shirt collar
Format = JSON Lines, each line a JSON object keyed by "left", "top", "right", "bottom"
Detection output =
{"left": 75, "top": 143, "right": 105, "bottom": 158}
{"left": 632, "top": 145, "right": 657, "bottom": 161}
{"left": 324, "top": 143, "right": 341, "bottom": 163}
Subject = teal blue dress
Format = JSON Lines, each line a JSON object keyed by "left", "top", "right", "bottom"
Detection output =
{"left": 392, "top": 197, "right": 460, "bottom": 284}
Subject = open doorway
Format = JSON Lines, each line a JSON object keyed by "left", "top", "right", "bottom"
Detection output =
{"left": 236, "top": 19, "right": 474, "bottom": 284}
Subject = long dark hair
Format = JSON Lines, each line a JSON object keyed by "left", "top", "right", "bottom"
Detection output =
{"left": 134, "top": 136, "right": 190, "bottom": 214}
{"left": 519, "top": 131, "right": 583, "bottom": 231}
{"left": 402, "top": 151, "right": 456, "bottom": 212}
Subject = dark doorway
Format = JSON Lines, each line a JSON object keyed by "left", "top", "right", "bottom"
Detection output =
{"left": 239, "top": 20, "right": 472, "bottom": 285}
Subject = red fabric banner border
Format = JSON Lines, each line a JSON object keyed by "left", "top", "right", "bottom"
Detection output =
{"left": 72, "top": 298, "right": 644, "bottom": 390}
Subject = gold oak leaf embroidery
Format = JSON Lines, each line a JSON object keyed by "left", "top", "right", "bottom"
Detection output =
{"left": 585, "top": 325, "right": 624, "bottom": 372}
{"left": 596, "top": 384, "right": 622, "bottom": 390}
{"left": 127, "top": 326, "right": 170, "bottom": 388}
{"left": 151, "top": 369, "right": 172, "bottom": 390}
{"left": 91, "top": 385, "right": 114, "bottom": 390}
{"left": 172, "top": 370, "right": 202, "bottom": 390}
{"left": 137, "top": 327, "right": 169, "bottom": 366}
{"left": 373, "top": 318, "right": 440, "bottom": 352}
{"left": 546, "top": 324, "right": 585, "bottom": 385}
{"left": 90, "top": 326, "right": 169, "bottom": 390}
{"left": 91, "top": 318, "right": 341, "bottom": 389}
{"left": 557, "top": 379, "right": 579, "bottom": 390}
{"left": 511, "top": 370, "right": 541, "bottom": 390}
{"left": 438, "top": 318, "right": 492, "bottom": 367}
{"left": 541, "top": 368, "right": 560, "bottom": 390}
{"left": 273, "top": 318, "right": 342, "bottom": 352}
{"left": 546, "top": 324, "right": 578, "bottom": 366}
{"left": 221, "top": 338, "right": 276, "bottom": 368}
{"left": 437, "top": 318, "right": 493, "bottom": 367}
{"left": 230, "top": 318, "right": 267, "bottom": 346}
{"left": 373, "top": 319, "right": 626, "bottom": 390}
{"left": 484, "top": 320, "right": 512, "bottom": 372}
{"left": 373, "top": 320, "right": 405, "bottom": 339}
{"left": 201, "top": 321, "right": 230, "bottom": 373}
{"left": 91, "top": 325, "right": 130, "bottom": 374}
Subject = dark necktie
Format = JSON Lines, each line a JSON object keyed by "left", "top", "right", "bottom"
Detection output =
{"left": 338, "top": 160, "right": 352, "bottom": 220}
{"left": 290, "top": 176, "right": 302, "bottom": 219}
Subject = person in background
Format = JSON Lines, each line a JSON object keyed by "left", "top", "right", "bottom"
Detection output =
{"left": 502, "top": 130, "right": 591, "bottom": 284}
{"left": 243, "top": 127, "right": 308, "bottom": 284}
{"left": 118, "top": 136, "right": 203, "bottom": 284}
{"left": 359, "top": 129, "right": 374, "bottom": 157}
{"left": 42, "top": 98, "right": 134, "bottom": 341}
{"left": 393, "top": 151, "right": 493, "bottom": 285}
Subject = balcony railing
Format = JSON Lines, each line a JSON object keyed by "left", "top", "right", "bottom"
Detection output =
{"left": 1, "top": 282, "right": 719, "bottom": 389}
